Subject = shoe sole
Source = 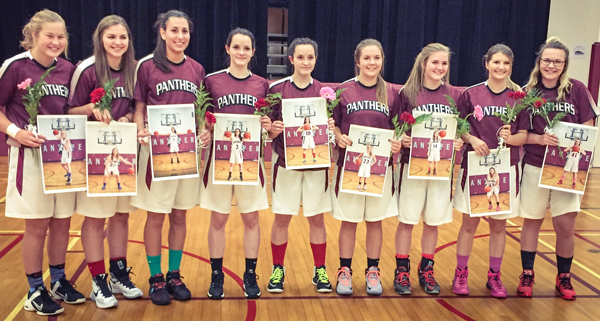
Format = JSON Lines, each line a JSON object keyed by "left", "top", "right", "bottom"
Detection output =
{"left": 395, "top": 289, "right": 412, "bottom": 295}
{"left": 423, "top": 289, "right": 440, "bottom": 295}
{"left": 311, "top": 279, "right": 333, "bottom": 292}
{"left": 556, "top": 288, "right": 576, "bottom": 300}
{"left": 267, "top": 287, "right": 284, "bottom": 293}
{"left": 91, "top": 291, "right": 119, "bottom": 309}
{"left": 517, "top": 290, "right": 532, "bottom": 297}
{"left": 336, "top": 291, "right": 353, "bottom": 296}
{"left": 207, "top": 291, "right": 225, "bottom": 300}
{"left": 244, "top": 292, "right": 261, "bottom": 299}
{"left": 109, "top": 283, "right": 143, "bottom": 299}
{"left": 24, "top": 305, "right": 64, "bottom": 316}
{"left": 50, "top": 293, "right": 86, "bottom": 305}
{"left": 486, "top": 285, "right": 507, "bottom": 298}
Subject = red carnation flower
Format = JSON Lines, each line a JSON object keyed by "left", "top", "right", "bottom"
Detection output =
{"left": 90, "top": 88, "right": 106, "bottom": 104}
{"left": 205, "top": 111, "right": 216, "bottom": 125}
{"left": 534, "top": 100, "right": 543, "bottom": 108}
{"left": 400, "top": 111, "right": 416, "bottom": 125}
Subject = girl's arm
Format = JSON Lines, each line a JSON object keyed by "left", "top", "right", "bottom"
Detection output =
{"left": 504, "top": 128, "right": 528, "bottom": 147}
{"left": 296, "top": 125, "right": 304, "bottom": 132}
{"left": 119, "top": 156, "right": 133, "bottom": 166}
{"left": 134, "top": 100, "right": 150, "bottom": 145}
{"left": 334, "top": 126, "right": 352, "bottom": 148}
{"left": 118, "top": 111, "right": 134, "bottom": 123}
{"left": 494, "top": 174, "right": 500, "bottom": 187}
{"left": 371, "top": 154, "right": 377, "bottom": 166}
{"left": 461, "top": 132, "right": 489, "bottom": 156}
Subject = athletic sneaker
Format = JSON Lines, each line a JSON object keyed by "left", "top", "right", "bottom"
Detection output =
{"left": 451, "top": 267, "right": 469, "bottom": 295}
{"left": 312, "top": 265, "right": 333, "bottom": 293}
{"left": 517, "top": 269, "right": 535, "bottom": 297}
{"left": 433, "top": 169, "right": 437, "bottom": 175}
{"left": 24, "top": 285, "right": 64, "bottom": 316}
{"left": 357, "top": 184, "right": 361, "bottom": 190}
{"left": 488, "top": 204, "right": 493, "bottom": 210}
{"left": 313, "top": 158, "right": 317, "bottom": 162}
{"left": 335, "top": 267, "right": 353, "bottom": 295}
{"left": 303, "top": 159, "right": 306, "bottom": 163}
{"left": 243, "top": 270, "right": 261, "bottom": 299}
{"left": 49, "top": 276, "right": 86, "bottom": 304}
{"left": 66, "top": 177, "right": 72, "bottom": 184}
{"left": 363, "top": 185, "right": 367, "bottom": 190}
{"left": 556, "top": 273, "right": 576, "bottom": 300}
{"left": 365, "top": 266, "right": 382, "bottom": 296}
{"left": 166, "top": 270, "right": 191, "bottom": 301}
{"left": 109, "top": 268, "right": 143, "bottom": 299}
{"left": 148, "top": 274, "right": 171, "bottom": 305}
{"left": 496, "top": 205, "right": 501, "bottom": 211}
{"left": 418, "top": 265, "right": 440, "bottom": 294}
{"left": 267, "top": 264, "right": 285, "bottom": 293}
{"left": 486, "top": 270, "right": 507, "bottom": 298}
{"left": 557, "top": 180, "right": 563, "bottom": 185}
{"left": 393, "top": 266, "right": 412, "bottom": 295}
{"left": 91, "top": 274, "right": 118, "bottom": 308}
{"left": 207, "top": 270, "right": 225, "bottom": 299}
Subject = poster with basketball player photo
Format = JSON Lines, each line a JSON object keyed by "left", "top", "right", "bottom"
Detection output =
{"left": 37, "top": 115, "right": 88, "bottom": 193}
{"left": 339, "top": 124, "right": 394, "bottom": 197}
{"left": 467, "top": 149, "right": 511, "bottom": 216}
{"left": 85, "top": 122, "right": 137, "bottom": 197}
{"left": 408, "top": 111, "right": 457, "bottom": 180}
{"left": 539, "top": 122, "right": 597, "bottom": 194}
{"left": 147, "top": 104, "right": 199, "bottom": 181}
{"left": 281, "top": 97, "right": 331, "bottom": 169}
{"left": 212, "top": 113, "right": 261, "bottom": 185}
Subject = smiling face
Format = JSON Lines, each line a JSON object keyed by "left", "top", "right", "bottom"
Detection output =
{"left": 539, "top": 48, "right": 566, "bottom": 87}
{"left": 226, "top": 34, "right": 254, "bottom": 69}
{"left": 486, "top": 53, "right": 512, "bottom": 83}
{"left": 424, "top": 51, "right": 449, "bottom": 84}
{"left": 235, "top": 129, "right": 241, "bottom": 137}
{"left": 290, "top": 44, "right": 316, "bottom": 77}
{"left": 160, "top": 17, "right": 190, "bottom": 57}
{"left": 356, "top": 45, "right": 383, "bottom": 81}
{"left": 32, "top": 21, "right": 67, "bottom": 60}
{"left": 102, "top": 23, "right": 129, "bottom": 61}
{"left": 489, "top": 167, "right": 496, "bottom": 176}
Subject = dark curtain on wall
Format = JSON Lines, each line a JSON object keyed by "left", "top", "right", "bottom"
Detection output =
{"left": 288, "top": 0, "right": 551, "bottom": 86}
{"left": 0, "top": 0, "right": 269, "bottom": 77}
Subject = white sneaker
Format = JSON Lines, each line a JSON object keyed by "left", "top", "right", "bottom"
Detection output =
{"left": 109, "top": 269, "right": 143, "bottom": 299}
{"left": 91, "top": 274, "right": 118, "bottom": 309}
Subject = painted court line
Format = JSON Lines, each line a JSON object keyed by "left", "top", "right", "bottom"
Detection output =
{"left": 581, "top": 209, "right": 600, "bottom": 221}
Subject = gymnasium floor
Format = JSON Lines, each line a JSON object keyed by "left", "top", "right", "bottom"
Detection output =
{"left": 1, "top": 156, "right": 599, "bottom": 320}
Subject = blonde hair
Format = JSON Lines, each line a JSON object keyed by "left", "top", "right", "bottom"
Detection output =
{"left": 354, "top": 39, "right": 388, "bottom": 107}
{"left": 92, "top": 15, "right": 136, "bottom": 98}
{"left": 21, "top": 9, "right": 69, "bottom": 58}
{"left": 525, "top": 37, "right": 572, "bottom": 102}
{"left": 483, "top": 44, "right": 520, "bottom": 92}
{"left": 404, "top": 43, "right": 451, "bottom": 107}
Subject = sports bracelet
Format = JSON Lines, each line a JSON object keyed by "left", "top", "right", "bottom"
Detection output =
{"left": 6, "top": 123, "right": 21, "bottom": 138}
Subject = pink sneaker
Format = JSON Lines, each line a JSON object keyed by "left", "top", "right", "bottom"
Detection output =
{"left": 486, "top": 270, "right": 507, "bottom": 298}
{"left": 488, "top": 204, "right": 493, "bottom": 210}
{"left": 496, "top": 205, "right": 501, "bottom": 211}
{"left": 452, "top": 268, "right": 469, "bottom": 295}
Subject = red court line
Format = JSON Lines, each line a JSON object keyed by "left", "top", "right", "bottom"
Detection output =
{"left": 574, "top": 233, "right": 600, "bottom": 250}
{"left": 0, "top": 235, "right": 23, "bottom": 260}
{"left": 435, "top": 299, "right": 476, "bottom": 321}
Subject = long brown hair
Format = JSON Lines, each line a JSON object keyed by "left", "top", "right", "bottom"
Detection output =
{"left": 354, "top": 39, "right": 388, "bottom": 107}
{"left": 21, "top": 9, "right": 69, "bottom": 58}
{"left": 92, "top": 15, "right": 136, "bottom": 98}
{"left": 483, "top": 44, "right": 521, "bottom": 92}
{"left": 403, "top": 43, "right": 451, "bottom": 107}
{"left": 153, "top": 10, "right": 193, "bottom": 73}
{"left": 525, "top": 37, "right": 571, "bottom": 102}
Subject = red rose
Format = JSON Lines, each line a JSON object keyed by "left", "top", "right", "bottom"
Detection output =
{"left": 534, "top": 100, "right": 543, "bottom": 108}
{"left": 205, "top": 111, "right": 216, "bottom": 125}
{"left": 90, "top": 88, "right": 106, "bottom": 104}
{"left": 518, "top": 92, "right": 526, "bottom": 99}
{"left": 508, "top": 92, "right": 515, "bottom": 99}
{"left": 400, "top": 111, "right": 415, "bottom": 125}
{"left": 254, "top": 98, "right": 269, "bottom": 110}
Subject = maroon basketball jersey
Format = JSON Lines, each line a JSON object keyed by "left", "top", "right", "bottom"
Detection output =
{"left": 457, "top": 82, "right": 529, "bottom": 166}
{"left": 269, "top": 76, "right": 324, "bottom": 163}
{"left": 68, "top": 56, "right": 134, "bottom": 120}
{"left": 397, "top": 82, "right": 462, "bottom": 164}
{"left": 205, "top": 69, "right": 269, "bottom": 114}
{"left": 333, "top": 77, "right": 399, "bottom": 166}
{"left": 134, "top": 54, "right": 205, "bottom": 106}
{"left": 0, "top": 51, "right": 75, "bottom": 129}
{"left": 524, "top": 79, "right": 599, "bottom": 167}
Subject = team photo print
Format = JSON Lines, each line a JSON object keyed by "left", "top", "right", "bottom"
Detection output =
{"left": 281, "top": 97, "right": 331, "bottom": 169}
{"left": 85, "top": 122, "right": 137, "bottom": 197}
{"left": 38, "top": 115, "right": 87, "bottom": 193}
{"left": 408, "top": 111, "right": 457, "bottom": 180}
{"left": 147, "top": 104, "right": 199, "bottom": 181}
{"left": 467, "top": 149, "right": 511, "bottom": 216}
{"left": 340, "top": 125, "right": 394, "bottom": 197}
{"left": 539, "top": 122, "right": 597, "bottom": 194}
{"left": 212, "top": 113, "right": 261, "bottom": 185}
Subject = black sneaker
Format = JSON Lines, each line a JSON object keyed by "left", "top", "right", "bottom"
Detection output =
{"left": 312, "top": 265, "right": 333, "bottom": 293}
{"left": 24, "top": 285, "right": 64, "bottom": 316}
{"left": 267, "top": 264, "right": 285, "bottom": 293}
{"left": 243, "top": 270, "right": 261, "bottom": 299}
{"left": 393, "top": 267, "right": 412, "bottom": 295}
{"left": 418, "top": 265, "right": 441, "bottom": 294}
{"left": 49, "top": 276, "right": 86, "bottom": 304}
{"left": 166, "top": 270, "right": 191, "bottom": 301}
{"left": 149, "top": 274, "right": 171, "bottom": 305}
{"left": 207, "top": 270, "right": 225, "bottom": 299}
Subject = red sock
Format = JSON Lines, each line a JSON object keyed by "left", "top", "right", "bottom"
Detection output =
{"left": 303, "top": 153, "right": 306, "bottom": 159}
{"left": 310, "top": 242, "right": 326, "bottom": 267}
{"left": 312, "top": 152, "right": 316, "bottom": 158}
{"left": 88, "top": 260, "right": 106, "bottom": 277}
{"left": 422, "top": 253, "right": 434, "bottom": 260}
{"left": 271, "top": 242, "right": 287, "bottom": 266}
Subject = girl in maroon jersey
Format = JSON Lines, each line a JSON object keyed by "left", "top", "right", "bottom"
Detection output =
{"left": 518, "top": 38, "right": 598, "bottom": 300}
{"left": 68, "top": 15, "right": 142, "bottom": 308}
{"left": 332, "top": 39, "right": 402, "bottom": 296}
{"left": 394, "top": 43, "right": 463, "bottom": 295}
{"left": 0, "top": 9, "right": 85, "bottom": 316}
{"left": 199, "top": 28, "right": 271, "bottom": 300}
{"left": 266, "top": 38, "right": 335, "bottom": 294}
{"left": 132, "top": 10, "right": 205, "bottom": 306}
{"left": 452, "top": 44, "right": 528, "bottom": 298}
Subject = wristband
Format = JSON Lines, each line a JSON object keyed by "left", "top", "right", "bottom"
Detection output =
{"left": 6, "top": 123, "right": 21, "bottom": 138}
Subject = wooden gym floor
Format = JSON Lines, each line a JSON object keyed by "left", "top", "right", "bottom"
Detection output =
{"left": 1, "top": 156, "right": 600, "bottom": 320}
